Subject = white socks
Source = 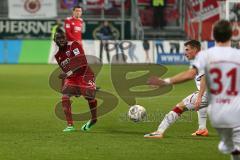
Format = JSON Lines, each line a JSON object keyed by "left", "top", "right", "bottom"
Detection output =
{"left": 157, "top": 107, "right": 207, "bottom": 134}
{"left": 197, "top": 108, "right": 207, "bottom": 130}
{"left": 157, "top": 111, "right": 180, "bottom": 134}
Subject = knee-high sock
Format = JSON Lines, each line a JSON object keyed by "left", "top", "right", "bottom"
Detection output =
{"left": 157, "top": 107, "right": 183, "bottom": 134}
{"left": 62, "top": 95, "right": 73, "bottom": 126}
{"left": 197, "top": 107, "right": 207, "bottom": 130}
{"left": 88, "top": 99, "right": 97, "bottom": 121}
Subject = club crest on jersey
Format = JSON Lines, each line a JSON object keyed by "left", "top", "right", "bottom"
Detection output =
{"left": 73, "top": 48, "right": 80, "bottom": 55}
{"left": 66, "top": 51, "right": 71, "bottom": 57}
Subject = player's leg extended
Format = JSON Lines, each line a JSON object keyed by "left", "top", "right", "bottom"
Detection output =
{"left": 144, "top": 101, "right": 185, "bottom": 138}
{"left": 81, "top": 98, "right": 98, "bottom": 131}
{"left": 62, "top": 95, "right": 76, "bottom": 132}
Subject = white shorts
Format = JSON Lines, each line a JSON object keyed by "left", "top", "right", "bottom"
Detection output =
{"left": 182, "top": 91, "right": 208, "bottom": 110}
{"left": 216, "top": 127, "right": 240, "bottom": 154}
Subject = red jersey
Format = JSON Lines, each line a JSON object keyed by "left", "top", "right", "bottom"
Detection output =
{"left": 64, "top": 16, "right": 83, "bottom": 42}
{"left": 55, "top": 41, "right": 93, "bottom": 79}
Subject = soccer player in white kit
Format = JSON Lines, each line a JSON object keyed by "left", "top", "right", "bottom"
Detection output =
{"left": 144, "top": 40, "right": 209, "bottom": 138}
{"left": 147, "top": 20, "right": 240, "bottom": 160}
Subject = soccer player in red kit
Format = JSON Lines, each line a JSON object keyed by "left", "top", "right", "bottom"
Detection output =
{"left": 54, "top": 30, "right": 97, "bottom": 132}
{"left": 64, "top": 5, "right": 84, "bottom": 44}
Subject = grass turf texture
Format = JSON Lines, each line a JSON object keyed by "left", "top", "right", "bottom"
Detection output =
{"left": 0, "top": 64, "right": 228, "bottom": 160}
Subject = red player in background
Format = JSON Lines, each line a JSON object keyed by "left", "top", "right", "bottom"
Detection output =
{"left": 64, "top": 5, "right": 84, "bottom": 44}
{"left": 54, "top": 30, "right": 97, "bottom": 132}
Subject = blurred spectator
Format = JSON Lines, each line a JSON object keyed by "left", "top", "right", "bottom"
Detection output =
{"left": 152, "top": 0, "right": 166, "bottom": 28}
{"left": 98, "top": 21, "right": 114, "bottom": 63}
{"left": 143, "top": 40, "right": 150, "bottom": 63}
{"left": 231, "top": 40, "right": 240, "bottom": 49}
{"left": 115, "top": 41, "right": 127, "bottom": 63}
{"left": 128, "top": 42, "right": 138, "bottom": 63}
{"left": 229, "top": 3, "right": 240, "bottom": 22}
{"left": 169, "top": 41, "right": 180, "bottom": 54}
{"left": 155, "top": 40, "right": 165, "bottom": 54}
{"left": 51, "top": 19, "right": 63, "bottom": 40}
{"left": 48, "top": 19, "right": 63, "bottom": 64}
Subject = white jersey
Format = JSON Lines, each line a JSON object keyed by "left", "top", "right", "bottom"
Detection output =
{"left": 193, "top": 46, "right": 240, "bottom": 128}
{"left": 190, "top": 63, "right": 205, "bottom": 91}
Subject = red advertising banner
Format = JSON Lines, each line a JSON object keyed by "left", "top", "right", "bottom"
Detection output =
{"left": 185, "top": 0, "right": 220, "bottom": 40}
{"left": 226, "top": 0, "right": 240, "bottom": 41}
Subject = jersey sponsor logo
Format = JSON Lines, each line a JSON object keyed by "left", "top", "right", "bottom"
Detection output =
{"left": 73, "top": 48, "right": 80, "bottom": 55}
{"left": 74, "top": 26, "right": 81, "bottom": 31}
{"left": 60, "top": 58, "right": 70, "bottom": 67}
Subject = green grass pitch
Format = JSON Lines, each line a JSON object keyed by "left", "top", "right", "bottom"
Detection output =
{"left": 0, "top": 64, "right": 229, "bottom": 160}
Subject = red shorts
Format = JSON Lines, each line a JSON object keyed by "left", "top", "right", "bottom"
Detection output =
{"left": 62, "top": 75, "right": 96, "bottom": 98}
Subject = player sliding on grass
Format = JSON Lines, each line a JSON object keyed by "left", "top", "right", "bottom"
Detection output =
{"left": 144, "top": 40, "right": 209, "bottom": 138}
{"left": 54, "top": 30, "right": 97, "bottom": 132}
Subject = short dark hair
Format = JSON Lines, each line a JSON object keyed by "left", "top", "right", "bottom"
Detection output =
{"left": 213, "top": 20, "right": 232, "bottom": 42}
{"left": 184, "top": 40, "right": 201, "bottom": 51}
{"left": 73, "top": 5, "right": 82, "bottom": 11}
{"left": 54, "top": 29, "right": 65, "bottom": 42}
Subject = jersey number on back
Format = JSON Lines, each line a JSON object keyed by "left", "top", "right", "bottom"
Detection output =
{"left": 210, "top": 67, "right": 238, "bottom": 96}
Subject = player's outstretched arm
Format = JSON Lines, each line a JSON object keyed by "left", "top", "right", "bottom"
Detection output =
{"left": 147, "top": 76, "right": 166, "bottom": 86}
{"left": 166, "top": 68, "right": 197, "bottom": 84}
{"left": 147, "top": 68, "right": 197, "bottom": 86}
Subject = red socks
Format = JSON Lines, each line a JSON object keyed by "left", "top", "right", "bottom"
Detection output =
{"left": 88, "top": 99, "right": 97, "bottom": 122}
{"left": 172, "top": 106, "right": 183, "bottom": 116}
{"left": 62, "top": 95, "right": 73, "bottom": 126}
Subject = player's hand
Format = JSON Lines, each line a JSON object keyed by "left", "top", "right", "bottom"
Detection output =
{"left": 194, "top": 96, "right": 202, "bottom": 111}
{"left": 58, "top": 72, "right": 67, "bottom": 79}
{"left": 147, "top": 76, "right": 165, "bottom": 86}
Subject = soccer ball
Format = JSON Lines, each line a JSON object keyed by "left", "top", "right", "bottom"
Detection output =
{"left": 128, "top": 105, "right": 146, "bottom": 122}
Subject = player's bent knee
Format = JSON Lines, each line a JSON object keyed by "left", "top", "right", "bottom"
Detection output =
{"left": 83, "top": 88, "right": 96, "bottom": 99}
{"left": 176, "top": 102, "right": 186, "bottom": 110}
{"left": 172, "top": 106, "right": 184, "bottom": 115}
{"left": 62, "top": 86, "right": 81, "bottom": 96}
